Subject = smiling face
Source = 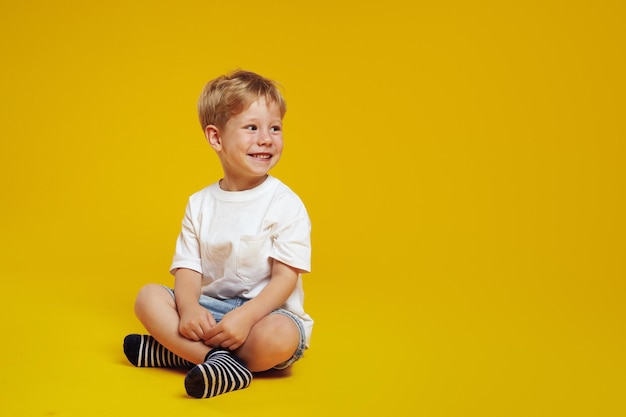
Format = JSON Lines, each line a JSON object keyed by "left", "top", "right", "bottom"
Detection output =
{"left": 205, "top": 97, "right": 284, "bottom": 191}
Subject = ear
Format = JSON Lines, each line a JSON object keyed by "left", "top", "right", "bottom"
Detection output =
{"left": 205, "top": 125, "right": 222, "bottom": 151}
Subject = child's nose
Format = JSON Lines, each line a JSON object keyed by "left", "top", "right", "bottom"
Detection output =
{"left": 258, "top": 131, "right": 272, "bottom": 145}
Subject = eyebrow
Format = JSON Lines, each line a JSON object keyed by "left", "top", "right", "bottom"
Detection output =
{"left": 239, "top": 117, "right": 282, "bottom": 124}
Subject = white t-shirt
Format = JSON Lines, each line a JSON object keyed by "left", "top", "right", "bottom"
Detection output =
{"left": 170, "top": 175, "right": 313, "bottom": 344}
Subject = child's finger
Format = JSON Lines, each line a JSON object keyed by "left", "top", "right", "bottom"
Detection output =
{"left": 206, "top": 312, "right": 217, "bottom": 327}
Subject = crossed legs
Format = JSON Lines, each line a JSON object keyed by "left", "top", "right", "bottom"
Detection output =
{"left": 124, "top": 284, "right": 300, "bottom": 398}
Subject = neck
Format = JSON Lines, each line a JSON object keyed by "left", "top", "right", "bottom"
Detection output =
{"left": 219, "top": 175, "right": 268, "bottom": 191}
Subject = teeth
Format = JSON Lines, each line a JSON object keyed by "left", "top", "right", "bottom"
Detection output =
{"left": 252, "top": 154, "right": 270, "bottom": 159}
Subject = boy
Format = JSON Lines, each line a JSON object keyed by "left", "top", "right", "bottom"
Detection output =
{"left": 123, "top": 70, "right": 312, "bottom": 399}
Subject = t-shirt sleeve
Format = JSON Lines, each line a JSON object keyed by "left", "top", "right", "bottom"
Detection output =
{"left": 269, "top": 200, "right": 312, "bottom": 273}
{"left": 170, "top": 200, "right": 203, "bottom": 275}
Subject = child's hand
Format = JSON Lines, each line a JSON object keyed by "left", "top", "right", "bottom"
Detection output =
{"left": 178, "top": 304, "right": 217, "bottom": 341}
{"left": 203, "top": 308, "right": 254, "bottom": 351}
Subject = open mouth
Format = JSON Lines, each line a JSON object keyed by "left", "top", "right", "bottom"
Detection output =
{"left": 249, "top": 153, "right": 272, "bottom": 160}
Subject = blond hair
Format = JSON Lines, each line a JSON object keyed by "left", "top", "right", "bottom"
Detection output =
{"left": 197, "top": 70, "right": 287, "bottom": 130}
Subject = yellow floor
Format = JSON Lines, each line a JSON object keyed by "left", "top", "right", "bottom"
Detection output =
{"left": 2, "top": 237, "right": 625, "bottom": 416}
{"left": 2, "top": 1, "right": 625, "bottom": 416}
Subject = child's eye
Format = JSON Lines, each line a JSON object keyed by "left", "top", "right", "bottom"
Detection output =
{"left": 246, "top": 125, "right": 258, "bottom": 131}
{"left": 270, "top": 126, "right": 282, "bottom": 132}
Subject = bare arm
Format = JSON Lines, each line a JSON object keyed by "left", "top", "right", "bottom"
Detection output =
{"left": 174, "top": 268, "right": 216, "bottom": 341}
{"left": 203, "top": 259, "right": 299, "bottom": 350}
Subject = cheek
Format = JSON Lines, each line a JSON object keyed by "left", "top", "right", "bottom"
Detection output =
{"left": 274, "top": 137, "right": 284, "bottom": 152}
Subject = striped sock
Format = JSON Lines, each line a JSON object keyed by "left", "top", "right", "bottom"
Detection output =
{"left": 184, "top": 349, "right": 252, "bottom": 398}
{"left": 123, "top": 334, "right": 194, "bottom": 368}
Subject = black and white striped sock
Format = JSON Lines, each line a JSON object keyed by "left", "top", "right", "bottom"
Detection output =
{"left": 184, "top": 348, "right": 253, "bottom": 398}
{"left": 123, "top": 334, "right": 194, "bottom": 368}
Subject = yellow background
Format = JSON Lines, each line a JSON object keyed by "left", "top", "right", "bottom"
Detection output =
{"left": 1, "top": 0, "right": 624, "bottom": 416}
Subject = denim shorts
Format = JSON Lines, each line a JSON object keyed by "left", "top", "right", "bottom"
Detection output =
{"left": 163, "top": 287, "right": 305, "bottom": 370}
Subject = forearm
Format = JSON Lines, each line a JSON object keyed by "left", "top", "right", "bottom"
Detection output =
{"left": 173, "top": 268, "right": 203, "bottom": 315}
{"left": 238, "top": 260, "right": 299, "bottom": 324}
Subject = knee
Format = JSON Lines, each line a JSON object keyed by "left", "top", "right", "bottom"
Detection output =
{"left": 134, "top": 284, "right": 169, "bottom": 317}
{"left": 256, "top": 315, "right": 300, "bottom": 357}
{"left": 238, "top": 315, "right": 300, "bottom": 371}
